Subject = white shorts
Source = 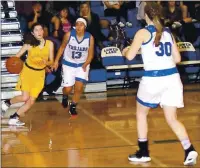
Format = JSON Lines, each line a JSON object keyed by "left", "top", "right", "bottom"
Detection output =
{"left": 61, "top": 64, "right": 90, "bottom": 87}
{"left": 137, "top": 73, "right": 184, "bottom": 108}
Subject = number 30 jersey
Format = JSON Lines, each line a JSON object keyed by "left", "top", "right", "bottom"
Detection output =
{"left": 63, "top": 29, "right": 91, "bottom": 64}
{"left": 141, "top": 25, "right": 176, "bottom": 71}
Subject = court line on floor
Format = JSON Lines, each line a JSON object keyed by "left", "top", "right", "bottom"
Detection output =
{"left": 80, "top": 106, "right": 168, "bottom": 167}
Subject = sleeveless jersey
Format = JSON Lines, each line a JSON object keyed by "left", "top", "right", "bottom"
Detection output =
{"left": 63, "top": 29, "right": 91, "bottom": 64}
{"left": 26, "top": 40, "right": 51, "bottom": 69}
{"left": 141, "top": 25, "right": 176, "bottom": 71}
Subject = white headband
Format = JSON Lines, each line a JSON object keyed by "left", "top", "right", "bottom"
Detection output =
{"left": 76, "top": 18, "right": 87, "bottom": 27}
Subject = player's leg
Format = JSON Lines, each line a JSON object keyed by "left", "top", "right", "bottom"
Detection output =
{"left": 61, "top": 65, "right": 75, "bottom": 108}
{"left": 128, "top": 78, "right": 161, "bottom": 162}
{"left": 128, "top": 101, "right": 151, "bottom": 162}
{"left": 161, "top": 75, "right": 198, "bottom": 166}
{"left": 62, "top": 86, "right": 73, "bottom": 108}
{"left": 1, "top": 91, "right": 30, "bottom": 117}
{"left": 68, "top": 66, "right": 89, "bottom": 115}
{"left": 163, "top": 106, "right": 198, "bottom": 166}
{"left": 9, "top": 96, "right": 36, "bottom": 126}
{"left": 69, "top": 81, "right": 85, "bottom": 115}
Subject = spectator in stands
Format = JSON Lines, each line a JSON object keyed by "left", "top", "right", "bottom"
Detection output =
{"left": 57, "top": 7, "right": 72, "bottom": 41}
{"left": 103, "top": 1, "right": 132, "bottom": 27}
{"left": 27, "top": 2, "right": 60, "bottom": 38}
{"left": 79, "top": 1, "right": 107, "bottom": 49}
{"left": 136, "top": 1, "right": 147, "bottom": 27}
{"left": 162, "top": 1, "right": 198, "bottom": 43}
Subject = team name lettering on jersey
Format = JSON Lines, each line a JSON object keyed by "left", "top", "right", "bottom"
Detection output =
{"left": 68, "top": 44, "right": 88, "bottom": 52}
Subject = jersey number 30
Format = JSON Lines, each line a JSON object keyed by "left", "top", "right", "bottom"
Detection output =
{"left": 156, "top": 42, "right": 172, "bottom": 57}
{"left": 72, "top": 51, "right": 82, "bottom": 59}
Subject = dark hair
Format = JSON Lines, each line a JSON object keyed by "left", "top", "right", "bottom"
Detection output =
{"left": 145, "top": 2, "right": 163, "bottom": 47}
{"left": 24, "top": 23, "right": 44, "bottom": 47}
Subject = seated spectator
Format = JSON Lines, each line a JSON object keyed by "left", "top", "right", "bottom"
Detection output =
{"left": 103, "top": 1, "right": 132, "bottom": 27}
{"left": 163, "top": 1, "right": 198, "bottom": 43}
{"left": 57, "top": 7, "right": 72, "bottom": 41}
{"left": 79, "top": 1, "right": 107, "bottom": 49}
{"left": 27, "top": 2, "right": 60, "bottom": 38}
{"left": 136, "top": 1, "right": 147, "bottom": 27}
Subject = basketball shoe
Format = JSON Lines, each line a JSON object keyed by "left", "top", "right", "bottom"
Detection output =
{"left": 184, "top": 145, "right": 198, "bottom": 166}
{"left": 69, "top": 102, "right": 77, "bottom": 115}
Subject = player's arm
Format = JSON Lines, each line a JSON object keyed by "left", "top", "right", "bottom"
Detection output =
{"left": 84, "top": 35, "right": 94, "bottom": 66}
{"left": 122, "top": 29, "right": 144, "bottom": 60}
{"left": 55, "top": 31, "right": 70, "bottom": 63}
{"left": 172, "top": 36, "right": 181, "bottom": 63}
{"left": 15, "top": 44, "right": 28, "bottom": 58}
{"left": 53, "top": 31, "right": 70, "bottom": 70}
{"left": 46, "top": 41, "right": 54, "bottom": 66}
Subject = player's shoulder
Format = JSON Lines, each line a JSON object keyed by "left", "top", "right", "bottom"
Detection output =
{"left": 46, "top": 40, "right": 53, "bottom": 45}
{"left": 135, "top": 28, "right": 150, "bottom": 38}
{"left": 84, "top": 31, "right": 92, "bottom": 38}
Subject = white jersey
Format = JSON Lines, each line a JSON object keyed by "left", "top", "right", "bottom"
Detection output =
{"left": 141, "top": 25, "right": 176, "bottom": 71}
{"left": 63, "top": 29, "right": 91, "bottom": 65}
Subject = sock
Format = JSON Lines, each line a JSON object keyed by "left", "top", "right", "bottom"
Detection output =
{"left": 138, "top": 139, "right": 148, "bottom": 151}
{"left": 10, "top": 112, "right": 20, "bottom": 119}
{"left": 63, "top": 95, "right": 68, "bottom": 99}
{"left": 138, "top": 138, "right": 148, "bottom": 142}
{"left": 5, "top": 99, "right": 11, "bottom": 106}
{"left": 181, "top": 139, "right": 191, "bottom": 150}
{"left": 184, "top": 144, "right": 196, "bottom": 160}
{"left": 71, "top": 101, "right": 77, "bottom": 105}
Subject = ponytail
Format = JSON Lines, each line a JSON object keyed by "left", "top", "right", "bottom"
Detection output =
{"left": 144, "top": 2, "right": 163, "bottom": 47}
{"left": 153, "top": 16, "right": 163, "bottom": 47}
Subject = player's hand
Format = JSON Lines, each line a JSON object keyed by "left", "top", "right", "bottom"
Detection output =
{"left": 82, "top": 63, "right": 88, "bottom": 72}
{"left": 52, "top": 61, "right": 59, "bottom": 71}
{"left": 45, "top": 66, "right": 51, "bottom": 73}
{"left": 122, "top": 46, "right": 130, "bottom": 56}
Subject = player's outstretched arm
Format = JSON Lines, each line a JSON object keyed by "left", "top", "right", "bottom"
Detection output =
{"left": 15, "top": 44, "right": 29, "bottom": 58}
{"left": 122, "top": 29, "right": 144, "bottom": 60}
{"left": 53, "top": 31, "right": 70, "bottom": 70}
{"left": 46, "top": 41, "right": 54, "bottom": 66}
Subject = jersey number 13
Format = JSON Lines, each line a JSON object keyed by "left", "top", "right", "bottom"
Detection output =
{"left": 72, "top": 51, "right": 82, "bottom": 59}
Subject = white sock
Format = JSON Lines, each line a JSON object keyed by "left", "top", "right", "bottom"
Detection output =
{"left": 138, "top": 138, "right": 147, "bottom": 142}
{"left": 181, "top": 139, "right": 191, "bottom": 150}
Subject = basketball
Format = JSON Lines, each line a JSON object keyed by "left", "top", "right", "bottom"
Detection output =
{"left": 6, "top": 57, "right": 24, "bottom": 74}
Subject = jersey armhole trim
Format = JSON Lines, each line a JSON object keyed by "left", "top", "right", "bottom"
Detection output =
{"left": 142, "top": 29, "right": 153, "bottom": 45}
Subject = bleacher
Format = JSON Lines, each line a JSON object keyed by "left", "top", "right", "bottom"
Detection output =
{"left": 1, "top": 1, "right": 200, "bottom": 100}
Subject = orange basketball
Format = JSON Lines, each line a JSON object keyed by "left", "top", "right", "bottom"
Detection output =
{"left": 6, "top": 57, "right": 24, "bottom": 74}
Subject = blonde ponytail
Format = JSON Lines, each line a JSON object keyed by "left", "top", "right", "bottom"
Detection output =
{"left": 153, "top": 16, "right": 163, "bottom": 47}
{"left": 144, "top": 2, "right": 163, "bottom": 47}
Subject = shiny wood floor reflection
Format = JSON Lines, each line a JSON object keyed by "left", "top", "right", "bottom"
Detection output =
{"left": 1, "top": 84, "right": 200, "bottom": 167}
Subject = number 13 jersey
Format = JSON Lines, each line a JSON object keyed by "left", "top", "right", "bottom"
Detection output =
{"left": 63, "top": 29, "right": 91, "bottom": 64}
{"left": 141, "top": 25, "right": 176, "bottom": 71}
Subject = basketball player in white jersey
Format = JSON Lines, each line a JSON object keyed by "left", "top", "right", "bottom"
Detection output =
{"left": 122, "top": 2, "right": 198, "bottom": 166}
{"left": 53, "top": 17, "right": 94, "bottom": 115}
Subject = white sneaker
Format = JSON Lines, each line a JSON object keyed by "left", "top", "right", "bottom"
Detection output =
{"left": 8, "top": 118, "right": 25, "bottom": 126}
{"left": 2, "top": 100, "right": 10, "bottom": 112}
{"left": 126, "top": 22, "right": 132, "bottom": 27}
{"left": 118, "top": 22, "right": 125, "bottom": 28}
{"left": 184, "top": 151, "right": 198, "bottom": 166}
{"left": 1, "top": 100, "right": 10, "bottom": 117}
